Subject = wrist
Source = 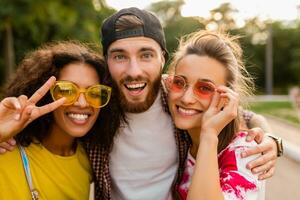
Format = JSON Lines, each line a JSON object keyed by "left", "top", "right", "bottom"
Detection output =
{"left": 267, "top": 134, "right": 283, "bottom": 157}
{"left": 200, "top": 130, "right": 219, "bottom": 144}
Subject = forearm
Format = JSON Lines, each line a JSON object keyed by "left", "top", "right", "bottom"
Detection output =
{"left": 187, "top": 133, "right": 224, "bottom": 200}
{"left": 248, "top": 113, "right": 272, "bottom": 133}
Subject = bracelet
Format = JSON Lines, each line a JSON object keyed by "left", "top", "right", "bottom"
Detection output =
{"left": 267, "top": 134, "right": 283, "bottom": 157}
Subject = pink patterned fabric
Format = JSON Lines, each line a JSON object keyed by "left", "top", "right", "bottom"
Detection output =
{"left": 177, "top": 131, "right": 265, "bottom": 200}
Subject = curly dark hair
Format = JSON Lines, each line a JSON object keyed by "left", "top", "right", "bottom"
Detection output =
{"left": 2, "top": 41, "right": 124, "bottom": 149}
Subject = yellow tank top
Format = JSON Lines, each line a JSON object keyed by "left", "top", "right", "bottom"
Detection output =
{"left": 0, "top": 142, "right": 92, "bottom": 200}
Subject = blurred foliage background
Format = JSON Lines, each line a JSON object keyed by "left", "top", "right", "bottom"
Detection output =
{"left": 1, "top": 0, "right": 300, "bottom": 94}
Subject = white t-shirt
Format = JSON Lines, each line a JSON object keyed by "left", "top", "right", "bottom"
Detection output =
{"left": 110, "top": 92, "right": 178, "bottom": 200}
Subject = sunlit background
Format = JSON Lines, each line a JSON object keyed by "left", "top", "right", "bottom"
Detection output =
{"left": 1, "top": 1, "right": 300, "bottom": 200}
{"left": 107, "top": 0, "right": 300, "bottom": 21}
{"left": 2, "top": 0, "right": 300, "bottom": 95}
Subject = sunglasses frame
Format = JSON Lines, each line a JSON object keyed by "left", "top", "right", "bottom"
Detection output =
{"left": 163, "top": 74, "right": 216, "bottom": 100}
{"left": 50, "top": 80, "right": 112, "bottom": 108}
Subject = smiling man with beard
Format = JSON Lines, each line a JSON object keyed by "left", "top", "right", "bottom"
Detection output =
{"left": 86, "top": 7, "right": 281, "bottom": 200}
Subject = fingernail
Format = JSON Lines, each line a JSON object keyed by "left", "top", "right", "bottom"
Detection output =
{"left": 14, "top": 114, "right": 20, "bottom": 120}
{"left": 241, "top": 152, "right": 246, "bottom": 158}
{"left": 8, "top": 139, "right": 16, "bottom": 145}
{"left": 16, "top": 104, "right": 21, "bottom": 110}
{"left": 0, "top": 148, "right": 6, "bottom": 154}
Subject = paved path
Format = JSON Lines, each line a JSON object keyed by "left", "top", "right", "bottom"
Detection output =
{"left": 265, "top": 115, "right": 300, "bottom": 147}
{"left": 264, "top": 115, "right": 300, "bottom": 200}
{"left": 266, "top": 155, "right": 300, "bottom": 200}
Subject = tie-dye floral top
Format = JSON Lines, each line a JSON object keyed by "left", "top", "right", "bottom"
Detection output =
{"left": 177, "top": 131, "right": 265, "bottom": 200}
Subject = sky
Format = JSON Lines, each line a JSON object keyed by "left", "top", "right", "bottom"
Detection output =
{"left": 106, "top": 0, "right": 300, "bottom": 22}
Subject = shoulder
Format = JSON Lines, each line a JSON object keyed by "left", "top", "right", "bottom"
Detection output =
{"left": 218, "top": 132, "right": 265, "bottom": 199}
{"left": 218, "top": 131, "right": 258, "bottom": 171}
{"left": 220, "top": 131, "right": 257, "bottom": 156}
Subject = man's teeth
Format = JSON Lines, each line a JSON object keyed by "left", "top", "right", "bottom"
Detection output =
{"left": 178, "top": 107, "right": 198, "bottom": 115}
{"left": 68, "top": 113, "right": 88, "bottom": 120}
{"left": 126, "top": 83, "right": 146, "bottom": 89}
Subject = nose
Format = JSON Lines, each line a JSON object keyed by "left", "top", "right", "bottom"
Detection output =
{"left": 180, "top": 86, "right": 197, "bottom": 105}
{"left": 74, "top": 93, "right": 88, "bottom": 108}
{"left": 126, "top": 57, "right": 143, "bottom": 78}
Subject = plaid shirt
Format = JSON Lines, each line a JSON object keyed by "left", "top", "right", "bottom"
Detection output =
{"left": 85, "top": 87, "right": 191, "bottom": 200}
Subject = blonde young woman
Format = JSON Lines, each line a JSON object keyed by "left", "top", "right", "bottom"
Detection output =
{"left": 164, "top": 31, "right": 265, "bottom": 199}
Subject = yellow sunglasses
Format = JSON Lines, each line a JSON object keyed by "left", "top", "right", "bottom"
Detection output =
{"left": 50, "top": 80, "right": 112, "bottom": 108}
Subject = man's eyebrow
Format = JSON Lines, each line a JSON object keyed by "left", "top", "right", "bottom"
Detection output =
{"left": 140, "top": 47, "right": 155, "bottom": 52}
{"left": 108, "top": 48, "right": 125, "bottom": 54}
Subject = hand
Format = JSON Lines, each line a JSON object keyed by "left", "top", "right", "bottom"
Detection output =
{"left": 201, "top": 86, "right": 239, "bottom": 136}
{"left": 245, "top": 127, "right": 264, "bottom": 143}
{"left": 0, "top": 139, "right": 16, "bottom": 153}
{"left": 0, "top": 76, "right": 65, "bottom": 142}
{"left": 241, "top": 133, "right": 277, "bottom": 180}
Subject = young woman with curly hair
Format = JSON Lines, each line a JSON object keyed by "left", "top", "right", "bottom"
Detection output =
{"left": 0, "top": 41, "right": 122, "bottom": 199}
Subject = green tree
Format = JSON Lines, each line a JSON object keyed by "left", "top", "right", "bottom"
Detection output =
{"left": 0, "top": 0, "right": 114, "bottom": 86}
{"left": 200, "top": 3, "right": 238, "bottom": 31}
{"left": 148, "top": 0, "right": 184, "bottom": 25}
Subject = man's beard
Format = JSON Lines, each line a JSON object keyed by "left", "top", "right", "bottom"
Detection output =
{"left": 113, "top": 73, "right": 161, "bottom": 113}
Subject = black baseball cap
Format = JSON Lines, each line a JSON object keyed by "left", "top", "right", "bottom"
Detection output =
{"left": 101, "top": 7, "right": 169, "bottom": 61}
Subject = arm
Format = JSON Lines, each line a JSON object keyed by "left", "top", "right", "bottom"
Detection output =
{"left": 187, "top": 86, "right": 238, "bottom": 200}
{"left": 188, "top": 133, "right": 224, "bottom": 200}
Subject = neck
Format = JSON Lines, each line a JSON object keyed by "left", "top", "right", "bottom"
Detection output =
{"left": 42, "top": 127, "right": 76, "bottom": 156}
{"left": 188, "top": 128, "right": 201, "bottom": 158}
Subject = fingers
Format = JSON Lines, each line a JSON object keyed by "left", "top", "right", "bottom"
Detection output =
{"left": 210, "top": 91, "right": 221, "bottom": 109}
{"left": 1, "top": 96, "right": 29, "bottom": 120}
{"left": 242, "top": 135, "right": 277, "bottom": 159}
{"left": 31, "top": 97, "right": 65, "bottom": 120}
{"left": 244, "top": 147, "right": 276, "bottom": 170}
{"left": 1, "top": 97, "right": 22, "bottom": 110}
{"left": 0, "top": 139, "right": 16, "bottom": 153}
{"left": 216, "top": 86, "right": 239, "bottom": 110}
{"left": 258, "top": 167, "right": 275, "bottom": 180}
{"left": 0, "top": 147, "right": 7, "bottom": 154}
{"left": 19, "top": 105, "right": 34, "bottom": 123}
{"left": 216, "top": 87, "right": 239, "bottom": 121}
{"left": 241, "top": 143, "right": 265, "bottom": 158}
{"left": 246, "top": 127, "right": 264, "bottom": 143}
{"left": 251, "top": 159, "right": 276, "bottom": 174}
{"left": 7, "top": 138, "right": 16, "bottom": 146}
{"left": 15, "top": 95, "right": 29, "bottom": 120}
{"left": 28, "top": 76, "right": 56, "bottom": 104}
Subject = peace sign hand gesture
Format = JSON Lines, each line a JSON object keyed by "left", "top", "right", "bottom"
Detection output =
{"left": 0, "top": 76, "right": 65, "bottom": 142}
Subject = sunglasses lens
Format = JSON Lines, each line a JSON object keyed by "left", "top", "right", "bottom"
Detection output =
{"left": 167, "top": 76, "right": 186, "bottom": 92}
{"left": 51, "top": 82, "right": 77, "bottom": 105}
{"left": 194, "top": 81, "right": 215, "bottom": 99}
{"left": 86, "top": 85, "right": 111, "bottom": 108}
